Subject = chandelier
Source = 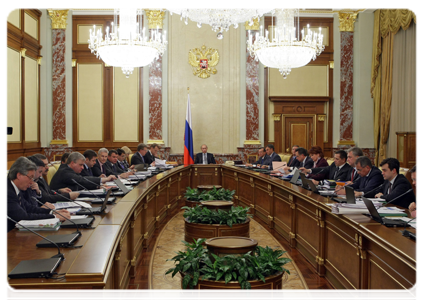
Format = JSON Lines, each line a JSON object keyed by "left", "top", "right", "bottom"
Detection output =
{"left": 88, "top": 9, "right": 167, "bottom": 78}
{"left": 169, "top": 9, "right": 272, "bottom": 39}
{"left": 247, "top": 9, "right": 324, "bottom": 79}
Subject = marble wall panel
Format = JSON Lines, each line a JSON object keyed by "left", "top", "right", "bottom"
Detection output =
{"left": 149, "top": 29, "right": 163, "bottom": 141}
{"left": 246, "top": 30, "right": 259, "bottom": 141}
{"left": 52, "top": 29, "right": 66, "bottom": 142}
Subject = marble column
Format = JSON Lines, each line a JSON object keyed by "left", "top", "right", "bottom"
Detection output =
{"left": 145, "top": 10, "right": 165, "bottom": 146}
{"left": 337, "top": 12, "right": 357, "bottom": 148}
{"left": 243, "top": 18, "right": 262, "bottom": 162}
{"left": 48, "top": 10, "right": 69, "bottom": 146}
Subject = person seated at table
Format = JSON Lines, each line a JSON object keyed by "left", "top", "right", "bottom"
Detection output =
{"left": 92, "top": 148, "right": 110, "bottom": 177}
{"left": 245, "top": 147, "right": 266, "bottom": 167}
{"left": 145, "top": 143, "right": 161, "bottom": 165}
{"left": 336, "top": 156, "right": 384, "bottom": 198}
{"left": 306, "top": 146, "right": 329, "bottom": 179}
{"left": 300, "top": 150, "right": 350, "bottom": 185}
{"left": 50, "top": 152, "right": 115, "bottom": 191}
{"left": 7, "top": 157, "right": 70, "bottom": 232}
{"left": 345, "top": 147, "right": 364, "bottom": 184}
{"left": 131, "top": 143, "right": 156, "bottom": 167}
{"left": 287, "top": 145, "right": 300, "bottom": 167}
{"left": 367, "top": 158, "right": 415, "bottom": 209}
{"left": 81, "top": 149, "right": 97, "bottom": 177}
{"left": 32, "top": 154, "right": 80, "bottom": 201}
{"left": 408, "top": 163, "right": 420, "bottom": 220}
{"left": 104, "top": 149, "right": 133, "bottom": 179}
{"left": 116, "top": 148, "right": 133, "bottom": 171}
{"left": 194, "top": 144, "right": 216, "bottom": 164}
{"left": 281, "top": 147, "right": 313, "bottom": 173}
{"left": 61, "top": 152, "right": 70, "bottom": 164}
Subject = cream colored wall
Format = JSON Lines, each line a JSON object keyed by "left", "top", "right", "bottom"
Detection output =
{"left": 24, "top": 12, "right": 38, "bottom": 40}
{"left": 24, "top": 56, "right": 39, "bottom": 142}
{"left": 77, "top": 63, "right": 103, "bottom": 142}
{"left": 7, "top": 9, "right": 20, "bottom": 29}
{"left": 113, "top": 67, "right": 139, "bottom": 142}
{"left": 7, "top": 47, "right": 21, "bottom": 143}
{"left": 168, "top": 14, "right": 240, "bottom": 154}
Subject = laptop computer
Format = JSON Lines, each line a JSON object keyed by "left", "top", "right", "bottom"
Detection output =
{"left": 361, "top": 197, "right": 410, "bottom": 227}
{"left": 8, "top": 257, "right": 62, "bottom": 279}
{"left": 289, "top": 169, "right": 301, "bottom": 184}
{"left": 113, "top": 178, "right": 132, "bottom": 194}
{"left": 299, "top": 172, "right": 310, "bottom": 189}
{"left": 60, "top": 217, "right": 95, "bottom": 228}
{"left": 74, "top": 189, "right": 112, "bottom": 215}
{"left": 332, "top": 185, "right": 356, "bottom": 203}
{"left": 134, "top": 164, "right": 148, "bottom": 171}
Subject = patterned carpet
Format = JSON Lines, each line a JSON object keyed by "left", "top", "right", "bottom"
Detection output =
{"left": 148, "top": 212, "right": 308, "bottom": 289}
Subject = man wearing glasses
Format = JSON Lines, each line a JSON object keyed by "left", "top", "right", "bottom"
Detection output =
{"left": 7, "top": 157, "right": 70, "bottom": 232}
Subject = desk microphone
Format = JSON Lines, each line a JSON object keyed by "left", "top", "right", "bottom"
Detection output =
{"left": 82, "top": 176, "right": 101, "bottom": 189}
{"left": 51, "top": 190, "right": 94, "bottom": 215}
{"left": 72, "top": 179, "right": 103, "bottom": 202}
{"left": 401, "top": 218, "right": 416, "bottom": 240}
{"left": 7, "top": 216, "right": 64, "bottom": 260}
{"left": 362, "top": 183, "right": 384, "bottom": 198}
{"left": 377, "top": 189, "right": 414, "bottom": 210}
{"left": 32, "top": 197, "right": 82, "bottom": 237}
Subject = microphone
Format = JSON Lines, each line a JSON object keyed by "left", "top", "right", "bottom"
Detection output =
{"left": 8, "top": 216, "right": 64, "bottom": 260}
{"left": 377, "top": 189, "right": 414, "bottom": 210}
{"left": 72, "top": 179, "right": 104, "bottom": 202}
{"left": 31, "top": 197, "right": 81, "bottom": 236}
{"left": 401, "top": 218, "right": 416, "bottom": 240}
{"left": 51, "top": 190, "right": 94, "bottom": 215}
{"left": 362, "top": 183, "right": 385, "bottom": 198}
{"left": 82, "top": 176, "right": 101, "bottom": 189}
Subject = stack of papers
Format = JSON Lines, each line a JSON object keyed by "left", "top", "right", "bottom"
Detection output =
{"left": 54, "top": 201, "right": 92, "bottom": 209}
{"left": 155, "top": 158, "right": 173, "bottom": 169}
{"left": 134, "top": 171, "right": 152, "bottom": 175}
{"left": 16, "top": 218, "right": 61, "bottom": 231}
{"left": 128, "top": 174, "right": 147, "bottom": 180}
{"left": 78, "top": 189, "right": 105, "bottom": 195}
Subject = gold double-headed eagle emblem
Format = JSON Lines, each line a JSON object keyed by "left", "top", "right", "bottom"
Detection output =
{"left": 188, "top": 45, "right": 219, "bottom": 79}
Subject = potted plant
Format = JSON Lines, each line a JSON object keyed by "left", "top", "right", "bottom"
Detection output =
{"left": 183, "top": 187, "right": 235, "bottom": 207}
{"left": 183, "top": 205, "right": 252, "bottom": 242}
{"left": 166, "top": 238, "right": 291, "bottom": 289}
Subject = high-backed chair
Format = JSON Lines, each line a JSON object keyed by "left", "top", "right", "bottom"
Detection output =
{"left": 53, "top": 163, "right": 60, "bottom": 170}
{"left": 47, "top": 166, "right": 57, "bottom": 185}
{"left": 128, "top": 154, "right": 134, "bottom": 164}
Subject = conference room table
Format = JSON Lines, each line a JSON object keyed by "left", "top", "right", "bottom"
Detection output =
{"left": 7, "top": 165, "right": 416, "bottom": 289}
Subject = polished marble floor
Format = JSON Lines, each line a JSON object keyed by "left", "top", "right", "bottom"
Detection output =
{"left": 148, "top": 212, "right": 308, "bottom": 289}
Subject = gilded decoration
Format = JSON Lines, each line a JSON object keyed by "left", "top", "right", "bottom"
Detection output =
{"left": 245, "top": 17, "right": 260, "bottom": 30}
{"left": 47, "top": 10, "right": 69, "bottom": 29}
{"left": 188, "top": 45, "right": 219, "bottom": 79}
{"left": 144, "top": 10, "right": 165, "bottom": 29}
{"left": 338, "top": 12, "right": 358, "bottom": 32}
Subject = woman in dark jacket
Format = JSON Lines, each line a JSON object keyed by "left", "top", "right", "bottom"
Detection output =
{"left": 308, "top": 146, "right": 329, "bottom": 180}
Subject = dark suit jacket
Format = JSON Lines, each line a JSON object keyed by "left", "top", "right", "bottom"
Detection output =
{"left": 261, "top": 152, "right": 282, "bottom": 170}
{"left": 297, "top": 156, "right": 314, "bottom": 170}
{"left": 194, "top": 153, "right": 216, "bottom": 164}
{"left": 144, "top": 151, "right": 158, "bottom": 165}
{"left": 308, "top": 158, "right": 329, "bottom": 180}
{"left": 50, "top": 165, "right": 101, "bottom": 191}
{"left": 80, "top": 164, "right": 94, "bottom": 177}
{"left": 7, "top": 179, "right": 54, "bottom": 232}
{"left": 37, "top": 177, "right": 71, "bottom": 203}
{"left": 116, "top": 160, "right": 128, "bottom": 172}
{"left": 131, "top": 152, "right": 147, "bottom": 166}
{"left": 350, "top": 166, "right": 384, "bottom": 193}
{"left": 92, "top": 159, "right": 106, "bottom": 177}
{"left": 287, "top": 155, "right": 297, "bottom": 167}
{"left": 254, "top": 156, "right": 265, "bottom": 165}
{"left": 105, "top": 160, "right": 125, "bottom": 175}
{"left": 367, "top": 174, "right": 415, "bottom": 208}
{"left": 311, "top": 162, "right": 352, "bottom": 182}
{"left": 346, "top": 167, "right": 360, "bottom": 183}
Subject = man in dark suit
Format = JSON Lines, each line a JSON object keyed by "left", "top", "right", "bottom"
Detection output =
{"left": 194, "top": 144, "right": 216, "bottom": 164}
{"left": 116, "top": 148, "right": 132, "bottom": 171}
{"left": 282, "top": 147, "right": 313, "bottom": 173}
{"left": 104, "top": 149, "right": 133, "bottom": 178}
{"left": 287, "top": 145, "right": 300, "bottom": 167}
{"left": 131, "top": 143, "right": 154, "bottom": 166}
{"left": 7, "top": 157, "right": 70, "bottom": 232}
{"left": 144, "top": 143, "right": 160, "bottom": 165}
{"left": 346, "top": 147, "right": 364, "bottom": 183}
{"left": 369, "top": 158, "right": 415, "bottom": 209}
{"left": 81, "top": 149, "right": 97, "bottom": 177}
{"left": 301, "top": 150, "right": 351, "bottom": 184}
{"left": 245, "top": 147, "right": 266, "bottom": 167}
{"left": 261, "top": 144, "right": 281, "bottom": 170}
{"left": 338, "top": 156, "right": 384, "bottom": 198}
{"left": 92, "top": 148, "right": 110, "bottom": 177}
{"left": 50, "top": 152, "right": 115, "bottom": 191}
{"left": 33, "top": 153, "right": 79, "bottom": 200}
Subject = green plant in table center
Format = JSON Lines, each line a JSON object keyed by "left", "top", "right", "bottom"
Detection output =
{"left": 182, "top": 205, "right": 252, "bottom": 227}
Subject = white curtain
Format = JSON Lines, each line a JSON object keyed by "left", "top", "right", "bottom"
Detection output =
{"left": 386, "top": 22, "right": 416, "bottom": 158}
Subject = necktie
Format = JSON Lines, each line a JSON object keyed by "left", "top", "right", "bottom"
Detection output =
{"left": 334, "top": 167, "right": 340, "bottom": 179}
{"left": 89, "top": 167, "right": 93, "bottom": 176}
{"left": 101, "top": 164, "right": 105, "bottom": 175}
{"left": 351, "top": 169, "right": 355, "bottom": 182}
{"left": 120, "top": 162, "right": 125, "bottom": 170}
{"left": 140, "top": 153, "right": 145, "bottom": 163}
{"left": 203, "top": 153, "right": 207, "bottom": 164}
{"left": 113, "top": 164, "right": 116, "bottom": 172}
{"left": 388, "top": 183, "right": 392, "bottom": 194}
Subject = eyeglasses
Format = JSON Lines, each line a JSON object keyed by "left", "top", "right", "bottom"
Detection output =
{"left": 25, "top": 175, "right": 35, "bottom": 182}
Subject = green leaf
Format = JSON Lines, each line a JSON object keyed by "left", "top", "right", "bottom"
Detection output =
{"left": 225, "top": 272, "right": 232, "bottom": 284}
{"left": 182, "top": 274, "right": 191, "bottom": 289}
{"left": 193, "top": 271, "right": 200, "bottom": 286}
{"left": 182, "top": 263, "right": 192, "bottom": 272}
{"left": 216, "top": 271, "right": 224, "bottom": 281}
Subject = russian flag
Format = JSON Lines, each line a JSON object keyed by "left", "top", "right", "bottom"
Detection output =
{"left": 184, "top": 94, "right": 194, "bottom": 165}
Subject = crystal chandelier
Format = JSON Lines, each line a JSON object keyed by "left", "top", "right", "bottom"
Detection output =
{"left": 247, "top": 9, "right": 324, "bottom": 79}
{"left": 169, "top": 9, "right": 272, "bottom": 39}
{"left": 88, "top": 9, "right": 167, "bottom": 78}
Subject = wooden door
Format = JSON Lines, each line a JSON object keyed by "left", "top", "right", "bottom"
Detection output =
{"left": 281, "top": 115, "right": 316, "bottom": 152}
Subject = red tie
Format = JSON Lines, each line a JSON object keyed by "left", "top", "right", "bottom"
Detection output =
{"left": 351, "top": 169, "right": 355, "bottom": 181}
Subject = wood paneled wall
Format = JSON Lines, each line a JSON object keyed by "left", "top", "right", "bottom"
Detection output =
{"left": 264, "top": 17, "right": 334, "bottom": 157}
{"left": 71, "top": 15, "right": 144, "bottom": 154}
{"left": 7, "top": 9, "right": 42, "bottom": 161}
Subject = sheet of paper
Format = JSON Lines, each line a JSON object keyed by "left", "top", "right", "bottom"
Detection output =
{"left": 272, "top": 161, "right": 287, "bottom": 172}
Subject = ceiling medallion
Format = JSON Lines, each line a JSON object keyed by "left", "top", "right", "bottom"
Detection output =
{"left": 188, "top": 45, "right": 219, "bottom": 79}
